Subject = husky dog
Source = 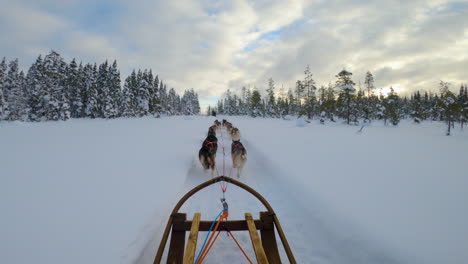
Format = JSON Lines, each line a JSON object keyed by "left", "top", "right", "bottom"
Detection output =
{"left": 225, "top": 122, "right": 233, "bottom": 134}
{"left": 222, "top": 119, "right": 227, "bottom": 126}
{"left": 230, "top": 127, "right": 240, "bottom": 141}
{"left": 208, "top": 126, "right": 217, "bottom": 137}
{"left": 199, "top": 134, "right": 218, "bottom": 173}
{"left": 214, "top": 120, "right": 221, "bottom": 128}
{"left": 231, "top": 140, "right": 247, "bottom": 178}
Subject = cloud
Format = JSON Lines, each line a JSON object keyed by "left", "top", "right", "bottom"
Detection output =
{"left": 0, "top": 0, "right": 467, "bottom": 107}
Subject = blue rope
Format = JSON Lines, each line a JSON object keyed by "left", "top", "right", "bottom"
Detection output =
{"left": 193, "top": 209, "right": 227, "bottom": 264}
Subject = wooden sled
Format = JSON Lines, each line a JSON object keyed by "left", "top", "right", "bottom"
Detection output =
{"left": 153, "top": 176, "right": 297, "bottom": 264}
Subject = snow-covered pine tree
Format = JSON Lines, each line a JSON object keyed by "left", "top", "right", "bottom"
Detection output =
{"left": 135, "top": 70, "right": 150, "bottom": 116}
{"left": 245, "top": 88, "right": 252, "bottom": 116}
{"left": 18, "top": 70, "right": 29, "bottom": 120}
{"left": 384, "top": 87, "right": 401, "bottom": 126}
{"left": 0, "top": 57, "right": 7, "bottom": 119}
{"left": 239, "top": 86, "right": 248, "bottom": 115}
{"left": 303, "top": 65, "right": 317, "bottom": 119}
{"left": 410, "top": 91, "right": 424, "bottom": 123}
{"left": 159, "top": 80, "right": 167, "bottom": 114}
{"left": 251, "top": 88, "right": 262, "bottom": 117}
{"left": 176, "top": 93, "right": 182, "bottom": 114}
{"left": 68, "top": 58, "right": 82, "bottom": 118}
{"left": 121, "top": 74, "right": 135, "bottom": 117}
{"left": 108, "top": 60, "right": 121, "bottom": 118}
{"left": 42, "top": 51, "right": 68, "bottom": 120}
{"left": 336, "top": 69, "right": 356, "bottom": 124}
{"left": 166, "top": 87, "right": 176, "bottom": 115}
{"left": 181, "top": 89, "right": 194, "bottom": 115}
{"left": 149, "top": 74, "right": 161, "bottom": 116}
{"left": 287, "top": 88, "right": 296, "bottom": 116}
{"left": 295, "top": 80, "right": 305, "bottom": 115}
{"left": 192, "top": 89, "right": 200, "bottom": 114}
{"left": 4, "top": 59, "right": 26, "bottom": 120}
{"left": 355, "top": 88, "right": 366, "bottom": 122}
{"left": 85, "top": 63, "right": 99, "bottom": 118}
{"left": 217, "top": 99, "right": 224, "bottom": 115}
{"left": 266, "top": 77, "right": 277, "bottom": 117}
{"left": 26, "top": 55, "right": 46, "bottom": 121}
{"left": 77, "top": 63, "right": 87, "bottom": 117}
{"left": 439, "top": 81, "right": 460, "bottom": 135}
{"left": 459, "top": 84, "right": 468, "bottom": 129}
{"left": 97, "top": 61, "right": 112, "bottom": 118}
{"left": 364, "top": 71, "right": 374, "bottom": 98}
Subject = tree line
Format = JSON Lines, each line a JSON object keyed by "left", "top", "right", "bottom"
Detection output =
{"left": 212, "top": 66, "right": 468, "bottom": 134}
{"left": 0, "top": 51, "right": 200, "bottom": 122}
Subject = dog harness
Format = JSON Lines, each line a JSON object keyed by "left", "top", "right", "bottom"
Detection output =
{"left": 204, "top": 141, "right": 217, "bottom": 155}
{"left": 231, "top": 141, "right": 245, "bottom": 156}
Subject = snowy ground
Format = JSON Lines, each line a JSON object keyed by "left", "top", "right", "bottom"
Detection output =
{"left": 1, "top": 116, "right": 467, "bottom": 264}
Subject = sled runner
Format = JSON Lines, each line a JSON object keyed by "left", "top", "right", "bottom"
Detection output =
{"left": 153, "top": 176, "right": 296, "bottom": 264}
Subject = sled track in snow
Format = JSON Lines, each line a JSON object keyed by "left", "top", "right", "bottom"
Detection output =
{"left": 132, "top": 123, "right": 404, "bottom": 264}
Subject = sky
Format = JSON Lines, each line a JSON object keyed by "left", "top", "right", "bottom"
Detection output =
{"left": 1, "top": 0, "right": 467, "bottom": 109}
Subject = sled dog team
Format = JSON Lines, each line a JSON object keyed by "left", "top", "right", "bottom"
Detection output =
{"left": 199, "top": 119, "right": 247, "bottom": 178}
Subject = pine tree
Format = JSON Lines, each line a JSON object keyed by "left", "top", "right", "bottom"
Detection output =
{"left": 192, "top": 89, "right": 200, "bottom": 114}
{"left": 159, "top": 80, "right": 167, "bottom": 114}
{"left": 224, "top": 89, "right": 233, "bottom": 115}
{"left": 303, "top": 65, "right": 317, "bottom": 119}
{"left": 4, "top": 59, "right": 25, "bottom": 120}
{"left": 364, "top": 71, "right": 374, "bottom": 97}
{"left": 336, "top": 69, "right": 356, "bottom": 124}
{"left": 68, "top": 58, "right": 82, "bottom": 118}
{"left": 355, "top": 88, "right": 366, "bottom": 121}
{"left": 287, "top": 88, "right": 296, "bottom": 115}
{"left": 410, "top": 91, "right": 424, "bottom": 123}
{"left": 108, "top": 60, "right": 121, "bottom": 118}
{"left": 245, "top": 88, "right": 252, "bottom": 116}
{"left": 166, "top": 87, "right": 176, "bottom": 115}
{"left": 121, "top": 74, "right": 135, "bottom": 117}
{"left": 42, "top": 51, "right": 68, "bottom": 120}
{"left": 439, "top": 81, "right": 460, "bottom": 135}
{"left": 459, "top": 84, "right": 468, "bottom": 129}
{"left": 96, "top": 61, "right": 112, "bottom": 118}
{"left": 266, "top": 77, "right": 277, "bottom": 117}
{"left": 85, "top": 64, "right": 99, "bottom": 118}
{"left": 77, "top": 63, "right": 87, "bottom": 117}
{"left": 295, "top": 80, "right": 304, "bottom": 115}
{"left": 251, "top": 88, "right": 262, "bottom": 117}
{"left": 26, "top": 55, "right": 45, "bottom": 121}
{"left": 0, "top": 57, "right": 7, "bottom": 119}
{"left": 149, "top": 74, "right": 160, "bottom": 116}
{"left": 384, "top": 87, "right": 401, "bottom": 125}
{"left": 135, "top": 70, "right": 150, "bottom": 116}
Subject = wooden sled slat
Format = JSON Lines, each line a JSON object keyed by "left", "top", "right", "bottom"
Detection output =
{"left": 246, "top": 213, "right": 269, "bottom": 264}
{"left": 183, "top": 213, "right": 201, "bottom": 264}
{"left": 260, "top": 211, "right": 282, "bottom": 264}
{"left": 167, "top": 213, "right": 186, "bottom": 264}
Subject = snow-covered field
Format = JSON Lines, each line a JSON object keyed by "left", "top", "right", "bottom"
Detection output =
{"left": 1, "top": 116, "right": 467, "bottom": 264}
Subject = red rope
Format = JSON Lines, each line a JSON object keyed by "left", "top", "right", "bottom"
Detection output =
{"left": 228, "top": 230, "right": 254, "bottom": 264}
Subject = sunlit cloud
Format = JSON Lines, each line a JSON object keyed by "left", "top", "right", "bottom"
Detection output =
{"left": 0, "top": 0, "right": 467, "bottom": 109}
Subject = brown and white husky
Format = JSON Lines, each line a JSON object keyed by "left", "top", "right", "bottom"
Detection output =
{"left": 231, "top": 140, "right": 247, "bottom": 178}
{"left": 230, "top": 127, "right": 240, "bottom": 141}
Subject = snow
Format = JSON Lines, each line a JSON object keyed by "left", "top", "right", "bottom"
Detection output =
{"left": 1, "top": 117, "right": 467, "bottom": 264}
{"left": 296, "top": 116, "right": 307, "bottom": 127}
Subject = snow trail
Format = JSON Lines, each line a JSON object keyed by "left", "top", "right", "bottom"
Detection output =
{"left": 146, "top": 122, "right": 403, "bottom": 264}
